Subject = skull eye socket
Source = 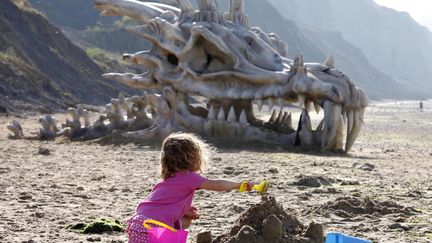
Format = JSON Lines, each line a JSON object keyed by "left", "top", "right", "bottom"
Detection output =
{"left": 167, "top": 53, "right": 179, "bottom": 66}
{"left": 244, "top": 36, "right": 254, "bottom": 46}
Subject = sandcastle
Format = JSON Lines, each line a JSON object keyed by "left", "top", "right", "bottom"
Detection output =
{"left": 214, "top": 196, "right": 324, "bottom": 243}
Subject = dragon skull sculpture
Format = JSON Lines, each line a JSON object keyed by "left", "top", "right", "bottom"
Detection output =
{"left": 93, "top": 0, "right": 368, "bottom": 152}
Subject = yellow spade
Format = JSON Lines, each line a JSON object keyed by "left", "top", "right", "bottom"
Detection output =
{"left": 239, "top": 179, "right": 269, "bottom": 194}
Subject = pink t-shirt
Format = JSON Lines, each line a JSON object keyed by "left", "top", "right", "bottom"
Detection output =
{"left": 136, "top": 172, "right": 206, "bottom": 229}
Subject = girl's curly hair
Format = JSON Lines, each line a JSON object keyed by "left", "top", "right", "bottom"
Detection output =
{"left": 160, "top": 133, "right": 208, "bottom": 179}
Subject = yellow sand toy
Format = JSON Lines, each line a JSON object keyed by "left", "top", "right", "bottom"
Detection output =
{"left": 239, "top": 179, "right": 269, "bottom": 194}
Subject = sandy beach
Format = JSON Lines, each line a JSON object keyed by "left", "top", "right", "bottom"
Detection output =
{"left": 1, "top": 100, "right": 431, "bottom": 243}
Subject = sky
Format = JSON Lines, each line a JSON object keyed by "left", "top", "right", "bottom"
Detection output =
{"left": 374, "top": 0, "right": 432, "bottom": 31}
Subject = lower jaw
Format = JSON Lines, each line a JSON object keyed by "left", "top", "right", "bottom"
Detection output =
{"left": 103, "top": 93, "right": 362, "bottom": 153}
{"left": 165, "top": 96, "right": 357, "bottom": 152}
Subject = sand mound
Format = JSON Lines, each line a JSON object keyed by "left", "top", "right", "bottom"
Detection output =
{"left": 213, "top": 196, "right": 324, "bottom": 243}
{"left": 309, "top": 197, "right": 418, "bottom": 218}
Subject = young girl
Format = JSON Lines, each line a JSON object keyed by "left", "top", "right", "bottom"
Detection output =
{"left": 125, "top": 133, "right": 252, "bottom": 242}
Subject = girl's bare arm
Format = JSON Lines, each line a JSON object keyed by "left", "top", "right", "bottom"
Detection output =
{"left": 199, "top": 179, "right": 249, "bottom": 191}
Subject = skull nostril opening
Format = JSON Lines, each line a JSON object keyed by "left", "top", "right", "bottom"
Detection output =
{"left": 167, "top": 53, "right": 179, "bottom": 66}
{"left": 122, "top": 54, "right": 132, "bottom": 61}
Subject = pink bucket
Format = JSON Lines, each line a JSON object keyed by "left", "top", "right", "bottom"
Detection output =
{"left": 143, "top": 219, "right": 188, "bottom": 243}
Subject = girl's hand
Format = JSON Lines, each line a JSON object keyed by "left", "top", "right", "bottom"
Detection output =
{"left": 245, "top": 182, "right": 253, "bottom": 191}
{"left": 239, "top": 181, "right": 253, "bottom": 192}
{"left": 185, "top": 206, "right": 199, "bottom": 220}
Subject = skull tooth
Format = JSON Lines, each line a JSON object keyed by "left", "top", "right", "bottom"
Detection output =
{"left": 241, "top": 89, "right": 255, "bottom": 99}
{"left": 314, "top": 102, "right": 321, "bottom": 114}
{"left": 267, "top": 98, "right": 274, "bottom": 111}
{"left": 264, "top": 87, "right": 277, "bottom": 97}
{"left": 347, "top": 111, "right": 354, "bottom": 134}
{"left": 298, "top": 95, "right": 305, "bottom": 108}
{"left": 345, "top": 109, "right": 363, "bottom": 152}
{"left": 239, "top": 110, "right": 248, "bottom": 125}
{"left": 254, "top": 90, "right": 264, "bottom": 99}
{"left": 335, "top": 116, "right": 344, "bottom": 150}
{"left": 342, "top": 111, "right": 347, "bottom": 126}
{"left": 217, "top": 107, "right": 225, "bottom": 121}
{"left": 269, "top": 109, "right": 277, "bottom": 123}
{"left": 316, "top": 119, "right": 324, "bottom": 131}
{"left": 83, "top": 111, "right": 91, "bottom": 127}
{"left": 227, "top": 106, "right": 236, "bottom": 123}
{"left": 256, "top": 99, "right": 264, "bottom": 111}
{"left": 305, "top": 100, "right": 313, "bottom": 112}
{"left": 296, "top": 109, "right": 313, "bottom": 146}
{"left": 359, "top": 108, "right": 365, "bottom": 124}
{"left": 285, "top": 112, "right": 293, "bottom": 128}
{"left": 207, "top": 105, "right": 216, "bottom": 120}
{"left": 321, "top": 101, "right": 342, "bottom": 151}
{"left": 281, "top": 112, "right": 288, "bottom": 123}
{"left": 276, "top": 109, "right": 284, "bottom": 124}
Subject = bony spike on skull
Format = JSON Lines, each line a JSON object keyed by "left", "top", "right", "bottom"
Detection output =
{"left": 7, "top": 120, "right": 24, "bottom": 139}
{"left": 93, "top": 0, "right": 368, "bottom": 152}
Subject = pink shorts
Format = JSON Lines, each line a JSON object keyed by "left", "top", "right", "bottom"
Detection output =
{"left": 126, "top": 214, "right": 150, "bottom": 243}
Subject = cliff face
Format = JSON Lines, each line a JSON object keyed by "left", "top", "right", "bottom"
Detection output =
{"left": 245, "top": 0, "right": 412, "bottom": 99}
{"left": 0, "top": 0, "right": 135, "bottom": 112}
{"left": 329, "top": 0, "right": 432, "bottom": 88}
{"left": 27, "top": 0, "right": 151, "bottom": 54}
{"left": 265, "top": 0, "right": 338, "bottom": 31}
{"left": 269, "top": 0, "right": 432, "bottom": 98}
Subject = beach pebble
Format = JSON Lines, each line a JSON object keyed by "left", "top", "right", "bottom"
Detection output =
{"left": 21, "top": 240, "right": 36, "bottom": 243}
{"left": 122, "top": 188, "right": 131, "bottom": 193}
{"left": 87, "top": 236, "right": 101, "bottom": 242}
{"left": 108, "top": 186, "right": 117, "bottom": 192}
{"left": 341, "top": 180, "right": 360, "bottom": 186}
{"left": 196, "top": 231, "right": 212, "bottom": 243}
{"left": 19, "top": 194, "right": 32, "bottom": 200}
{"left": 406, "top": 190, "right": 422, "bottom": 198}
{"left": 388, "top": 223, "right": 411, "bottom": 231}
{"left": 25, "top": 204, "right": 38, "bottom": 209}
{"left": 268, "top": 168, "right": 278, "bottom": 173}
{"left": 32, "top": 212, "right": 45, "bottom": 218}
{"left": 38, "top": 147, "right": 50, "bottom": 155}
{"left": 394, "top": 216, "right": 407, "bottom": 223}
{"left": 222, "top": 167, "right": 234, "bottom": 175}
{"left": 294, "top": 177, "right": 321, "bottom": 187}
{"left": 353, "top": 162, "right": 375, "bottom": 171}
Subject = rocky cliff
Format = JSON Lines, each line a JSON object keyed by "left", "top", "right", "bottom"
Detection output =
{"left": 269, "top": 0, "right": 432, "bottom": 98}
{"left": 0, "top": 0, "right": 135, "bottom": 112}
{"left": 27, "top": 0, "right": 151, "bottom": 54}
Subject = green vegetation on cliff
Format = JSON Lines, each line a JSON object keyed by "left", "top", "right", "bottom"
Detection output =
{"left": 0, "top": 0, "right": 137, "bottom": 112}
